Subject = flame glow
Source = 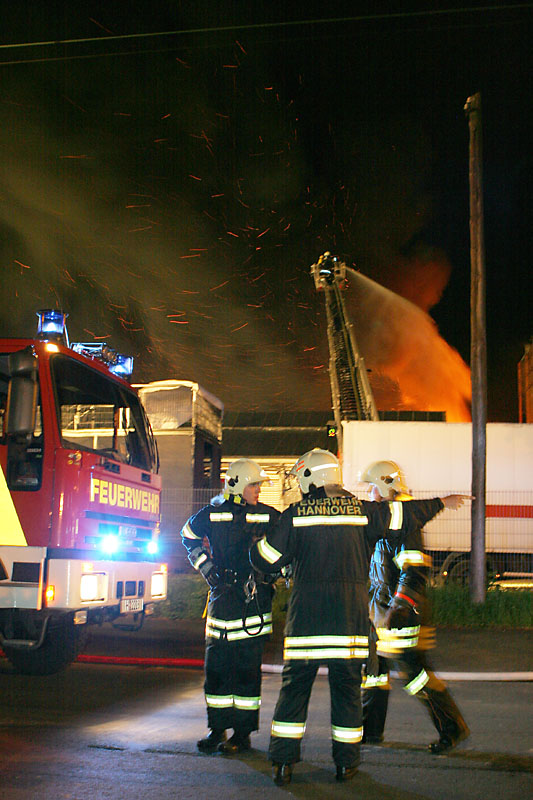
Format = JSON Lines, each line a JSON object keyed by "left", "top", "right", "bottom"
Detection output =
{"left": 345, "top": 268, "right": 471, "bottom": 422}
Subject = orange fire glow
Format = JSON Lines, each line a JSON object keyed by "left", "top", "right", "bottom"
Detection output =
{"left": 345, "top": 268, "right": 471, "bottom": 422}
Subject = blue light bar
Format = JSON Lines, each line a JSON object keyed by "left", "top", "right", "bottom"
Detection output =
{"left": 36, "top": 309, "right": 69, "bottom": 344}
{"left": 109, "top": 354, "right": 134, "bottom": 379}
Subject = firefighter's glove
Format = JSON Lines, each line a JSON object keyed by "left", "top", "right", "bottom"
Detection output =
{"left": 383, "top": 604, "right": 412, "bottom": 630}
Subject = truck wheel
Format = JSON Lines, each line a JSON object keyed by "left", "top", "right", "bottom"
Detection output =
{"left": 447, "top": 557, "right": 470, "bottom": 585}
{"left": 2, "top": 616, "right": 85, "bottom": 676}
{"left": 447, "top": 557, "right": 494, "bottom": 587}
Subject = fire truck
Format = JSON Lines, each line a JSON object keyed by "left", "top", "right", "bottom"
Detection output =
{"left": 0, "top": 310, "right": 167, "bottom": 674}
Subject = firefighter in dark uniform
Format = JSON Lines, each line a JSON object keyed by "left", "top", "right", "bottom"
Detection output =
{"left": 250, "top": 448, "right": 468, "bottom": 785}
{"left": 361, "top": 461, "right": 470, "bottom": 753}
{"left": 181, "top": 458, "right": 280, "bottom": 755}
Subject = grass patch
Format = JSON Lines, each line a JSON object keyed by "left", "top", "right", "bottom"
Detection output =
{"left": 428, "top": 584, "right": 533, "bottom": 628}
{"left": 153, "top": 572, "right": 209, "bottom": 620}
{"left": 155, "top": 574, "right": 532, "bottom": 629}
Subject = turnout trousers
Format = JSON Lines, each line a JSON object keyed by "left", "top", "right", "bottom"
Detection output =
{"left": 363, "top": 647, "right": 466, "bottom": 743}
{"left": 269, "top": 659, "right": 363, "bottom": 768}
{"left": 204, "top": 634, "right": 265, "bottom": 734}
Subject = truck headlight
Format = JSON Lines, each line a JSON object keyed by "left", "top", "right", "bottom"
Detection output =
{"left": 151, "top": 571, "right": 167, "bottom": 598}
{"left": 80, "top": 572, "right": 107, "bottom": 602}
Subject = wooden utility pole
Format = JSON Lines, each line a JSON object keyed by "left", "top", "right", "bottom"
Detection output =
{"left": 464, "top": 92, "right": 487, "bottom": 603}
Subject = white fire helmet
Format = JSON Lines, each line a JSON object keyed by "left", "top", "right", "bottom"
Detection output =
{"left": 224, "top": 458, "right": 270, "bottom": 497}
{"left": 361, "top": 460, "right": 408, "bottom": 498}
{"left": 290, "top": 448, "right": 342, "bottom": 495}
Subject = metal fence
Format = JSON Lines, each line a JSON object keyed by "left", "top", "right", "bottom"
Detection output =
{"left": 159, "top": 487, "right": 533, "bottom": 577}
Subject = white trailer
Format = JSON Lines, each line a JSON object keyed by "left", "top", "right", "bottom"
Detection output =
{"left": 342, "top": 421, "right": 533, "bottom": 581}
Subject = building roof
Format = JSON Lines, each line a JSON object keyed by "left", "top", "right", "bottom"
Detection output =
{"left": 222, "top": 411, "right": 335, "bottom": 457}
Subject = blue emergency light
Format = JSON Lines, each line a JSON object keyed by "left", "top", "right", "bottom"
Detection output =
{"left": 109, "top": 354, "right": 134, "bottom": 379}
{"left": 36, "top": 309, "right": 69, "bottom": 344}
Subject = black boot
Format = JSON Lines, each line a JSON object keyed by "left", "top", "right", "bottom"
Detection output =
{"left": 197, "top": 729, "right": 226, "bottom": 753}
{"left": 272, "top": 763, "right": 293, "bottom": 786}
{"left": 419, "top": 687, "right": 470, "bottom": 754}
{"left": 218, "top": 731, "right": 251, "bottom": 755}
{"left": 336, "top": 765, "right": 358, "bottom": 782}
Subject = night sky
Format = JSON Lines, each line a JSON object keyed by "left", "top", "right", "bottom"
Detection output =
{"left": 1, "top": 2, "right": 531, "bottom": 421}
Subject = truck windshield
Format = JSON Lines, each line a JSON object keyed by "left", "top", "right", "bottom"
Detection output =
{"left": 50, "top": 355, "right": 157, "bottom": 472}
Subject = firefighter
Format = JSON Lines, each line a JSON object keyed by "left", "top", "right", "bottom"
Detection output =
{"left": 181, "top": 458, "right": 280, "bottom": 755}
{"left": 250, "top": 448, "right": 469, "bottom": 785}
{"left": 361, "top": 460, "right": 470, "bottom": 754}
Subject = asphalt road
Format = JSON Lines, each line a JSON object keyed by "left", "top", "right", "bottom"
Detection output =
{"left": 0, "top": 621, "right": 531, "bottom": 800}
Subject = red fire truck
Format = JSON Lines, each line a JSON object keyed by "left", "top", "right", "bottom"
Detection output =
{"left": 0, "top": 311, "right": 167, "bottom": 674}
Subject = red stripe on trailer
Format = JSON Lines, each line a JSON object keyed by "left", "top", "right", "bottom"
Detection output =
{"left": 485, "top": 505, "right": 533, "bottom": 519}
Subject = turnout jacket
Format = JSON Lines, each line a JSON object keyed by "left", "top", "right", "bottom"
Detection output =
{"left": 250, "top": 486, "right": 444, "bottom": 661}
{"left": 181, "top": 495, "right": 280, "bottom": 641}
{"left": 369, "top": 501, "right": 434, "bottom": 655}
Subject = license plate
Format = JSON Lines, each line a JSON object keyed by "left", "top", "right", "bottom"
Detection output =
{"left": 120, "top": 597, "right": 144, "bottom": 613}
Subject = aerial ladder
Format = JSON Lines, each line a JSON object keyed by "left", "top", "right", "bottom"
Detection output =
{"left": 311, "top": 252, "right": 379, "bottom": 457}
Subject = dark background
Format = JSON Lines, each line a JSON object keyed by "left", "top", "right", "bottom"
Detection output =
{"left": 1, "top": 2, "right": 531, "bottom": 420}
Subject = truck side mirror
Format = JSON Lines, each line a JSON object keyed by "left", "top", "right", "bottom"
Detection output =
{"left": 6, "top": 347, "right": 38, "bottom": 437}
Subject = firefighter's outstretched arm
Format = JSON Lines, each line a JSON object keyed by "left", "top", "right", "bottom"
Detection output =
{"left": 441, "top": 494, "right": 474, "bottom": 510}
{"left": 389, "top": 494, "right": 472, "bottom": 535}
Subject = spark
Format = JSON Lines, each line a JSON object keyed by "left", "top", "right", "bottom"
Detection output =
{"left": 89, "top": 18, "right": 114, "bottom": 35}
{"left": 83, "top": 329, "right": 110, "bottom": 340}
{"left": 63, "top": 269, "right": 76, "bottom": 284}
{"left": 231, "top": 323, "right": 249, "bottom": 333}
{"left": 14, "top": 260, "right": 30, "bottom": 269}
